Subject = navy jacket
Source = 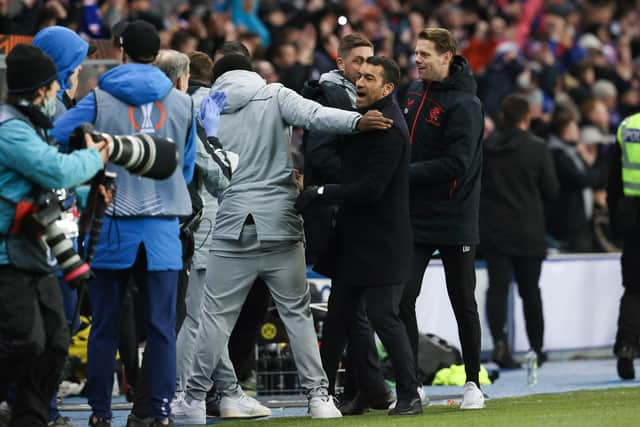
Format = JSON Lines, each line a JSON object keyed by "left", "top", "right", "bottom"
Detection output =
{"left": 319, "top": 94, "right": 412, "bottom": 286}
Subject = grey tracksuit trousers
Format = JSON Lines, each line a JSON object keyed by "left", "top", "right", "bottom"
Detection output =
{"left": 185, "top": 225, "right": 328, "bottom": 400}
{"left": 176, "top": 268, "right": 241, "bottom": 396}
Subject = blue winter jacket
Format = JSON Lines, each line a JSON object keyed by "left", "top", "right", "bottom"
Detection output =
{"left": 0, "top": 111, "right": 103, "bottom": 265}
{"left": 52, "top": 64, "right": 197, "bottom": 270}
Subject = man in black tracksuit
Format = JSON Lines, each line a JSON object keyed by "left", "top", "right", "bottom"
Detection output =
{"left": 401, "top": 28, "right": 485, "bottom": 410}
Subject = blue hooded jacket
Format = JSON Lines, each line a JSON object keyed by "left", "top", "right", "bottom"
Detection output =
{"left": 32, "top": 26, "right": 89, "bottom": 99}
{"left": 52, "top": 64, "right": 197, "bottom": 270}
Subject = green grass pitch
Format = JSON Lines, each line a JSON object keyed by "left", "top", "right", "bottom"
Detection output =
{"left": 186, "top": 387, "right": 640, "bottom": 427}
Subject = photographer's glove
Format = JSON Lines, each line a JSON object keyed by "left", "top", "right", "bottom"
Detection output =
{"left": 198, "top": 91, "right": 227, "bottom": 137}
{"left": 295, "top": 186, "right": 323, "bottom": 213}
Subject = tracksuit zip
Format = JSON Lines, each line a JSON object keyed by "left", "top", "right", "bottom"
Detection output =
{"left": 409, "top": 81, "right": 432, "bottom": 144}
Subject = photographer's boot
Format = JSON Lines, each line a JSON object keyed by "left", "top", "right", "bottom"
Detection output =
{"left": 616, "top": 346, "right": 635, "bottom": 380}
{"left": 492, "top": 340, "right": 521, "bottom": 369}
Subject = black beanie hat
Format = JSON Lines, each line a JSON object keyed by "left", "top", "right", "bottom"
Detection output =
{"left": 212, "top": 54, "right": 253, "bottom": 82}
{"left": 6, "top": 44, "right": 58, "bottom": 94}
{"left": 120, "top": 19, "right": 160, "bottom": 63}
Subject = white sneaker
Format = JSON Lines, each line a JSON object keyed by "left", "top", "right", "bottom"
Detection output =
{"left": 170, "top": 390, "right": 186, "bottom": 413}
{"left": 460, "top": 381, "right": 485, "bottom": 410}
{"left": 418, "top": 386, "right": 429, "bottom": 405}
{"left": 170, "top": 395, "right": 206, "bottom": 425}
{"left": 308, "top": 395, "right": 342, "bottom": 419}
{"left": 220, "top": 393, "right": 271, "bottom": 419}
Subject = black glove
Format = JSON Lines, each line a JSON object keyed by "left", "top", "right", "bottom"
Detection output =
{"left": 295, "top": 186, "right": 320, "bottom": 213}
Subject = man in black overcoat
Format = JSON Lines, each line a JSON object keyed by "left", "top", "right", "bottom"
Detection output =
{"left": 296, "top": 56, "right": 421, "bottom": 415}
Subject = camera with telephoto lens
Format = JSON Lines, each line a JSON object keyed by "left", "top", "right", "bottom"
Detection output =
{"left": 20, "top": 190, "right": 91, "bottom": 288}
{"left": 69, "top": 124, "right": 178, "bottom": 179}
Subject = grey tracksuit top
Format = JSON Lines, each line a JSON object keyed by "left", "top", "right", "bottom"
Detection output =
{"left": 210, "top": 70, "right": 361, "bottom": 241}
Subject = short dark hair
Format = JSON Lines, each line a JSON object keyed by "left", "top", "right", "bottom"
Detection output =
{"left": 170, "top": 30, "right": 197, "bottom": 52}
{"left": 212, "top": 54, "right": 253, "bottom": 82}
{"left": 337, "top": 33, "right": 373, "bottom": 59}
{"left": 418, "top": 28, "right": 457, "bottom": 57}
{"left": 188, "top": 51, "right": 214, "bottom": 85}
{"left": 216, "top": 41, "right": 250, "bottom": 59}
{"left": 365, "top": 56, "right": 400, "bottom": 89}
{"left": 500, "top": 94, "right": 530, "bottom": 127}
{"left": 120, "top": 19, "right": 160, "bottom": 63}
{"left": 549, "top": 107, "right": 578, "bottom": 136}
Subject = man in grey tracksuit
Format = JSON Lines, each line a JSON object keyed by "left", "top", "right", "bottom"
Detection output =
{"left": 172, "top": 54, "right": 392, "bottom": 424}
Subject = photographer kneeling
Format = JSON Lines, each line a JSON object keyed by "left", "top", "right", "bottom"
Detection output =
{"left": 0, "top": 45, "right": 108, "bottom": 427}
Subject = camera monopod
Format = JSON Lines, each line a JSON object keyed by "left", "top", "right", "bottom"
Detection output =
{"left": 70, "top": 170, "right": 117, "bottom": 331}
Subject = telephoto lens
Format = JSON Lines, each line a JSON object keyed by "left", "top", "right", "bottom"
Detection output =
{"left": 69, "top": 124, "right": 178, "bottom": 180}
{"left": 29, "top": 196, "right": 91, "bottom": 288}
{"left": 108, "top": 134, "right": 178, "bottom": 179}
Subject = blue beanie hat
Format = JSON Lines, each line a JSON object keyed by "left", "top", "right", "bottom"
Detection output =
{"left": 33, "top": 26, "right": 89, "bottom": 93}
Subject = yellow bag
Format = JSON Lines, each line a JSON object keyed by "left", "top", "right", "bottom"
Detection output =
{"left": 431, "top": 364, "right": 492, "bottom": 386}
{"left": 68, "top": 316, "right": 91, "bottom": 364}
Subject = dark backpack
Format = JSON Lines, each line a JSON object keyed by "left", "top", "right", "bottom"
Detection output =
{"left": 417, "top": 334, "right": 463, "bottom": 384}
{"left": 379, "top": 333, "right": 462, "bottom": 385}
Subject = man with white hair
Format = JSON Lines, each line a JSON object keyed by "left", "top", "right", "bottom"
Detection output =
{"left": 155, "top": 49, "right": 269, "bottom": 421}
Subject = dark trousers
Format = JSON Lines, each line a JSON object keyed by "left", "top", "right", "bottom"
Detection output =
{"left": 0, "top": 267, "right": 68, "bottom": 427}
{"left": 615, "top": 239, "right": 640, "bottom": 354}
{"left": 401, "top": 244, "right": 481, "bottom": 386}
{"left": 119, "top": 280, "right": 144, "bottom": 401}
{"left": 86, "top": 246, "right": 177, "bottom": 420}
{"left": 176, "top": 267, "right": 190, "bottom": 333}
{"left": 320, "top": 281, "right": 387, "bottom": 398}
{"left": 49, "top": 278, "right": 82, "bottom": 423}
{"left": 484, "top": 251, "right": 544, "bottom": 351}
{"left": 329, "top": 283, "right": 418, "bottom": 401}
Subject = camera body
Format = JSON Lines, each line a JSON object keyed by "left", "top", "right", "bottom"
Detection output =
{"left": 18, "top": 190, "right": 91, "bottom": 287}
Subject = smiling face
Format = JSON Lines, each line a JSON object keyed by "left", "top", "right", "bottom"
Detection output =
{"left": 355, "top": 62, "right": 394, "bottom": 108}
{"left": 414, "top": 39, "right": 452, "bottom": 82}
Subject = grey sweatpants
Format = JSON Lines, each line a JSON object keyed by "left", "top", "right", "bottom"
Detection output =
{"left": 185, "top": 225, "right": 328, "bottom": 400}
{"left": 176, "top": 267, "right": 240, "bottom": 396}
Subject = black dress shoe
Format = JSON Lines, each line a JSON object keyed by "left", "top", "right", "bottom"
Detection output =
{"left": 369, "top": 389, "right": 396, "bottom": 410}
{"left": 616, "top": 346, "right": 635, "bottom": 380}
{"left": 388, "top": 397, "right": 423, "bottom": 416}
{"left": 338, "top": 392, "right": 369, "bottom": 416}
{"left": 492, "top": 341, "right": 521, "bottom": 369}
{"left": 340, "top": 389, "right": 396, "bottom": 415}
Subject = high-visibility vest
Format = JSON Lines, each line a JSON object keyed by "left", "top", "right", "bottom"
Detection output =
{"left": 617, "top": 113, "right": 640, "bottom": 197}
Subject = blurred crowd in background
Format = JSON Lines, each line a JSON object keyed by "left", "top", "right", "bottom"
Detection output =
{"left": 2, "top": 0, "right": 640, "bottom": 252}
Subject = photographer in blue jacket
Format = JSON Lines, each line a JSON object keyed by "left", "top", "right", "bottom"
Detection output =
{"left": 0, "top": 44, "right": 108, "bottom": 427}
